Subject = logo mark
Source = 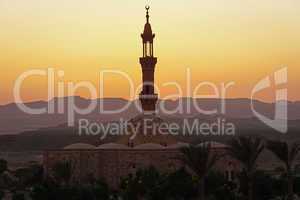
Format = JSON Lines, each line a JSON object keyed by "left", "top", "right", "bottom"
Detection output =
{"left": 251, "top": 67, "right": 288, "bottom": 133}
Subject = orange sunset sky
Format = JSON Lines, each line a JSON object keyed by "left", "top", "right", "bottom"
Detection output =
{"left": 0, "top": 0, "right": 299, "bottom": 105}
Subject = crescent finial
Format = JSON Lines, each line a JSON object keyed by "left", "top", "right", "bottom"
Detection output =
{"left": 145, "top": 5, "right": 150, "bottom": 23}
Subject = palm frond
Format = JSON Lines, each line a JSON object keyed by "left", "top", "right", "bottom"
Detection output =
{"left": 179, "top": 142, "right": 219, "bottom": 178}
{"left": 227, "top": 136, "right": 264, "bottom": 172}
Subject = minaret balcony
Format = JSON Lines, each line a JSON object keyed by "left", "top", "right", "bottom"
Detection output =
{"left": 139, "top": 57, "right": 157, "bottom": 67}
{"left": 139, "top": 93, "right": 158, "bottom": 100}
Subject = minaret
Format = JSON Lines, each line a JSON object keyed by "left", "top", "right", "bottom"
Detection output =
{"left": 117, "top": 6, "right": 178, "bottom": 146}
{"left": 139, "top": 6, "right": 158, "bottom": 114}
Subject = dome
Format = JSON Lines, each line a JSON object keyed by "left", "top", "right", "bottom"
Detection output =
{"left": 167, "top": 142, "right": 190, "bottom": 149}
{"left": 64, "top": 143, "right": 96, "bottom": 150}
{"left": 197, "top": 141, "right": 228, "bottom": 148}
{"left": 96, "top": 143, "right": 129, "bottom": 149}
{"left": 135, "top": 143, "right": 164, "bottom": 149}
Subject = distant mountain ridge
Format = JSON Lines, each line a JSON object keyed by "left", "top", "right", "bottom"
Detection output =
{"left": 1, "top": 96, "right": 300, "bottom": 135}
{"left": 1, "top": 118, "right": 300, "bottom": 151}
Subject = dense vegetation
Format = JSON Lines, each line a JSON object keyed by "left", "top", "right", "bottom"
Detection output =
{"left": 0, "top": 136, "right": 299, "bottom": 200}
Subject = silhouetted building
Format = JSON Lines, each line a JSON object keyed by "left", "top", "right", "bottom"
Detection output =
{"left": 43, "top": 7, "right": 239, "bottom": 188}
{"left": 139, "top": 6, "right": 158, "bottom": 113}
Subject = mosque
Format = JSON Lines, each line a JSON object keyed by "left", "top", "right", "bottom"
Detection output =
{"left": 43, "top": 6, "right": 238, "bottom": 188}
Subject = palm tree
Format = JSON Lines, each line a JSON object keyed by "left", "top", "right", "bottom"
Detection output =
{"left": 267, "top": 140, "right": 300, "bottom": 200}
{"left": 227, "top": 136, "right": 264, "bottom": 200}
{"left": 179, "top": 142, "right": 220, "bottom": 200}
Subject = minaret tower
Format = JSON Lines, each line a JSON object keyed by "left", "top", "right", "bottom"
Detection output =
{"left": 139, "top": 6, "right": 158, "bottom": 114}
{"left": 117, "top": 6, "right": 178, "bottom": 146}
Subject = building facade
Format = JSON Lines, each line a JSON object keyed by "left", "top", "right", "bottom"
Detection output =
{"left": 43, "top": 142, "right": 238, "bottom": 188}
